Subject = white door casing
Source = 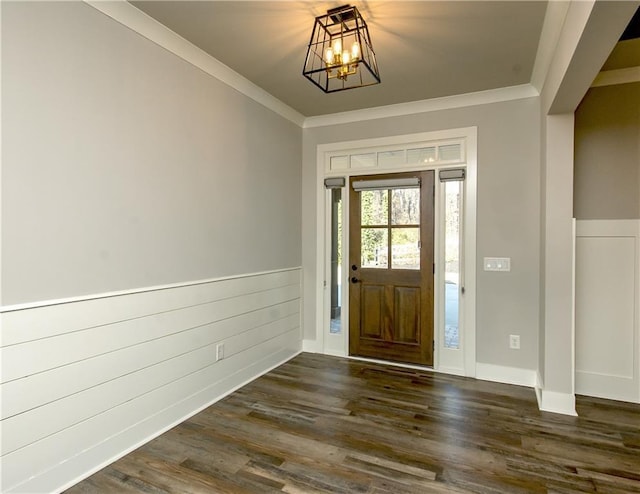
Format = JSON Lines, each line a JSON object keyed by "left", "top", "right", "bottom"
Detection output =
{"left": 314, "top": 127, "right": 477, "bottom": 377}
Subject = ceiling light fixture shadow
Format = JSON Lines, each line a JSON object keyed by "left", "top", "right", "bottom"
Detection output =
{"left": 302, "top": 4, "right": 381, "bottom": 93}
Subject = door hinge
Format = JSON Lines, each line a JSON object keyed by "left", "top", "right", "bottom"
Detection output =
{"left": 433, "top": 263, "right": 435, "bottom": 274}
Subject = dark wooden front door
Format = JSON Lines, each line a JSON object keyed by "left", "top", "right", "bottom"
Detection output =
{"left": 349, "top": 171, "right": 434, "bottom": 365}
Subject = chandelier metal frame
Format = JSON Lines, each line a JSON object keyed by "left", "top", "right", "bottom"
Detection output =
{"left": 302, "top": 5, "right": 381, "bottom": 93}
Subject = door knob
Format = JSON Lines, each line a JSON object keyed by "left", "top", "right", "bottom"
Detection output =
{"left": 351, "top": 277, "right": 360, "bottom": 284}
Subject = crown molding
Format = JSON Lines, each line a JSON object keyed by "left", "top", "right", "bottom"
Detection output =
{"left": 591, "top": 67, "right": 640, "bottom": 88}
{"left": 302, "top": 84, "right": 539, "bottom": 129}
{"left": 84, "top": 1, "right": 541, "bottom": 130}
{"left": 530, "top": 1, "right": 571, "bottom": 94}
{"left": 83, "top": 0, "right": 306, "bottom": 127}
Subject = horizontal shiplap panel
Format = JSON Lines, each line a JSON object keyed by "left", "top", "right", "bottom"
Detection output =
{"left": 2, "top": 329, "right": 301, "bottom": 493}
{"left": 20, "top": 344, "right": 301, "bottom": 494}
{"left": 1, "top": 269, "right": 302, "bottom": 493}
{"left": 2, "top": 284, "right": 300, "bottom": 383}
{"left": 2, "top": 314, "right": 300, "bottom": 454}
{"left": 1, "top": 268, "right": 300, "bottom": 346}
{"left": 1, "top": 300, "right": 299, "bottom": 419}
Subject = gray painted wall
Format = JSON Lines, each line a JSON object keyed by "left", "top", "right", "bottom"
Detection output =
{"left": 1, "top": 2, "right": 302, "bottom": 305}
{"left": 574, "top": 82, "right": 640, "bottom": 219}
{"left": 303, "top": 97, "right": 541, "bottom": 371}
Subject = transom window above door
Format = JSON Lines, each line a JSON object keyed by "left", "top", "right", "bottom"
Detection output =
{"left": 327, "top": 139, "right": 465, "bottom": 172}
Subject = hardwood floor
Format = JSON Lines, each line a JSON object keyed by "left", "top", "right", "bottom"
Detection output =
{"left": 67, "top": 353, "right": 640, "bottom": 494}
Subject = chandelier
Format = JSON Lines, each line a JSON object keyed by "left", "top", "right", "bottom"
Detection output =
{"left": 302, "top": 5, "right": 381, "bottom": 93}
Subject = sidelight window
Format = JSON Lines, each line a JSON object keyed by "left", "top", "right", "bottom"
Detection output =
{"left": 441, "top": 170, "right": 464, "bottom": 350}
{"left": 325, "top": 177, "right": 345, "bottom": 335}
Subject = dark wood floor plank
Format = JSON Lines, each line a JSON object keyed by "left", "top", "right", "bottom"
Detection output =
{"left": 67, "top": 353, "right": 640, "bottom": 494}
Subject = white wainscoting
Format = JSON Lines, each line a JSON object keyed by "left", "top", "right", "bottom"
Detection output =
{"left": 575, "top": 220, "right": 640, "bottom": 403}
{"left": 0, "top": 268, "right": 302, "bottom": 493}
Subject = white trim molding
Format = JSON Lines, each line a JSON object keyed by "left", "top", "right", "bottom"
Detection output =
{"left": 302, "top": 339, "right": 321, "bottom": 353}
{"left": 476, "top": 363, "right": 538, "bottom": 388}
{"left": 530, "top": 0, "right": 571, "bottom": 93}
{"left": 83, "top": 0, "right": 305, "bottom": 127}
{"left": 304, "top": 84, "right": 538, "bottom": 129}
{"left": 535, "top": 371, "right": 544, "bottom": 406}
{"left": 591, "top": 67, "right": 640, "bottom": 88}
{"left": 535, "top": 373, "right": 577, "bottom": 416}
{"left": 1, "top": 267, "right": 303, "bottom": 313}
{"left": 538, "top": 390, "right": 578, "bottom": 416}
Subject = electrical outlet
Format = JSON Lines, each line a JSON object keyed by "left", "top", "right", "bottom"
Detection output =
{"left": 216, "top": 343, "right": 225, "bottom": 361}
{"left": 509, "top": 334, "right": 520, "bottom": 350}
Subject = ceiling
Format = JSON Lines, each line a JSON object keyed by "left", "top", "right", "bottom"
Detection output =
{"left": 131, "top": 1, "right": 549, "bottom": 117}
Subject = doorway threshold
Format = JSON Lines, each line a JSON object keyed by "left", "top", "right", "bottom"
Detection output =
{"left": 345, "top": 355, "right": 435, "bottom": 373}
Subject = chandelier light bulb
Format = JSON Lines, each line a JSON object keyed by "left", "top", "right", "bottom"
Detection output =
{"left": 325, "top": 47, "right": 334, "bottom": 64}
{"left": 333, "top": 38, "right": 342, "bottom": 55}
{"left": 342, "top": 50, "right": 351, "bottom": 64}
{"left": 351, "top": 41, "right": 360, "bottom": 60}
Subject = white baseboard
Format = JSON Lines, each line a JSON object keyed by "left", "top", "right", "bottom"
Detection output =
{"left": 535, "top": 371, "right": 544, "bottom": 407}
{"left": 436, "top": 365, "right": 467, "bottom": 377}
{"left": 475, "top": 362, "right": 537, "bottom": 387}
{"left": 538, "top": 389, "right": 577, "bottom": 416}
{"left": 302, "top": 338, "right": 321, "bottom": 353}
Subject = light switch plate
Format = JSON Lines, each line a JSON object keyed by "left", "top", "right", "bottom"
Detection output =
{"left": 484, "top": 257, "right": 511, "bottom": 272}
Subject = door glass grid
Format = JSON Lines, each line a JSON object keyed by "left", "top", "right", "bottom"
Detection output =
{"left": 361, "top": 187, "right": 420, "bottom": 270}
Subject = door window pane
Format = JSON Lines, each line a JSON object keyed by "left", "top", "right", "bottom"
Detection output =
{"left": 444, "top": 181, "right": 461, "bottom": 349}
{"left": 391, "top": 188, "right": 420, "bottom": 225}
{"left": 361, "top": 228, "right": 388, "bottom": 268}
{"left": 361, "top": 190, "right": 388, "bottom": 226}
{"left": 391, "top": 228, "right": 420, "bottom": 270}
